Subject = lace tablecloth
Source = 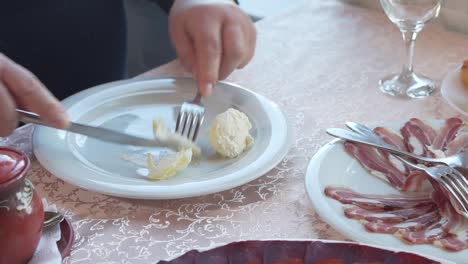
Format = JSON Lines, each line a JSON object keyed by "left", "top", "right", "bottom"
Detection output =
{"left": 3, "top": 1, "right": 468, "bottom": 263}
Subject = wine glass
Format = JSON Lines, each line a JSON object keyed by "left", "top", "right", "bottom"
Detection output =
{"left": 379, "top": 0, "right": 443, "bottom": 98}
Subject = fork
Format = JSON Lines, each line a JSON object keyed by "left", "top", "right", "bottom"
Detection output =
{"left": 393, "top": 155, "right": 468, "bottom": 218}
{"left": 326, "top": 122, "right": 468, "bottom": 172}
{"left": 327, "top": 122, "right": 468, "bottom": 169}
{"left": 175, "top": 92, "right": 205, "bottom": 141}
{"left": 342, "top": 122, "right": 468, "bottom": 185}
{"left": 342, "top": 122, "right": 468, "bottom": 218}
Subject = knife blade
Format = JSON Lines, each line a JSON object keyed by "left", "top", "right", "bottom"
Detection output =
{"left": 16, "top": 109, "right": 162, "bottom": 148}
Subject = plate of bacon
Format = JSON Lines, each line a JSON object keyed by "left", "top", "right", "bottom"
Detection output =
{"left": 157, "top": 239, "right": 451, "bottom": 263}
{"left": 306, "top": 117, "right": 468, "bottom": 264}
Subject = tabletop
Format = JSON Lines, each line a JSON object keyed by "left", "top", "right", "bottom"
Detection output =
{"left": 3, "top": 1, "right": 468, "bottom": 263}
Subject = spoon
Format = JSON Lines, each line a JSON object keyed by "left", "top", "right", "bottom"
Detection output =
{"left": 43, "top": 211, "right": 64, "bottom": 230}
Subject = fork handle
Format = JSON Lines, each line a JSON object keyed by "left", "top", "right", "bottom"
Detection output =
{"left": 192, "top": 92, "right": 202, "bottom": 104}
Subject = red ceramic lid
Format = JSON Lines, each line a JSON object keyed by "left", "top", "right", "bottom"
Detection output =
{"left": 0, "top": 147, "right": 28, "bottom": 184}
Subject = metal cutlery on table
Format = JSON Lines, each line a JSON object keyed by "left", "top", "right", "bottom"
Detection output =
{"left": 327, "top": 125, "right": 468, "bottom": 169}
{"left": 326, "top": 122, "right": 468, "bottom": 218}
{"left": 43, "top": 211, "right": 64, "bottom": 230}
{"left": 393, "top": 155, "right": 468, "bottom": 218}
{"left": 175, "top": 92, "right": 205, "bottom": 141}
{"left": 16, "top": 109, "right": 165, "bottom": 149}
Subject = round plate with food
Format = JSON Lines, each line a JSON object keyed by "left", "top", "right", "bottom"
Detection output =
{"left": 33, "top": 78, "right": 292, "bottom": 199}
{"left": 306, "top": 118, "right": 467, "bottom": 263}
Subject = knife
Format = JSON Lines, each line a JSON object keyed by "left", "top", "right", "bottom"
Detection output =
{"left": 16, "top": 109, "right": 162, "bottom": 148}
{"left": 326, "top": 127, "right": 431, "bottom": 162}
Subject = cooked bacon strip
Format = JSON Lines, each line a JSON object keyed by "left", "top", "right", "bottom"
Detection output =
{"left": 434, "top": 231, "right": 468, "bottom": 251}
{"left": 374, "top": 127, "right": 410, "bottom": 174}
{"left": 364, "top": 210, "right": 440, "bottom": 234}
{"left": 430, "top": 177, "right": 468, "bottom": 237}
{"left": 396, "top": 217, "right": 449, "bottom": 244}
{"left": 401, "top": 170, "right": 430, "bottom": 192}
{"left": 324, "top": 186, "right": 432, "bottom": 210}
{"left": 387, "top": 154, "right": 409, "bottom": 174}
{"left": 374, "top": 127, "right": 408, "bottom": 151}
{"left": 395, "top": 187, "right": 463, "bottom": 244}
{"left": 431, "top": 118, "right": 464, "bottom": 152}
{"left": 344, "top": 204, "right": 436, "bottom": 223}
{"left": 344, "top": 142, "right": 428, "bottom": 191}
{"left": 344, "top": 142, "right": 408, "bottom": 189}
{"left": 431, "top": 183, "right": 468, "bottom": 235}
{"left": 400, "top": 118, "right": 436, "bottom": 157}
{"left": 446, "top": 124, "right": 468, "bottom": 156}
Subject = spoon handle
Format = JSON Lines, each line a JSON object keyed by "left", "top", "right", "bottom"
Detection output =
{"left": 43, "top": 211, "right": 64, "bottom": 230}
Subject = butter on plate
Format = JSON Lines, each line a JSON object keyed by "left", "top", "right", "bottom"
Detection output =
{"left": 207, "top": 108, "right": 254, "bottom": 158}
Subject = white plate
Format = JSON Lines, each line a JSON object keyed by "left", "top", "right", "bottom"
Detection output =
{"left": 34, "top": 78, "right": 292, "bottom": 199}
{"left": 441, "top": 66, "right": 468, "bottom": 116}
{"left": 305, "top": 121, "right": 467, "bottom": 264}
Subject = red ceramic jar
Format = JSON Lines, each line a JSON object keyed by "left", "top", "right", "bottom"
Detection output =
{"left": 0, "top": 147, "right": 44, "bottom": 264}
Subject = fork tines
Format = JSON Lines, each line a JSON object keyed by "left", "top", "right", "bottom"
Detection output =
{"left": 441, "top": 170, "right": 468, "bottom": 214}
{"left": 175, "top": 103, "right": 205, "bottom": 142}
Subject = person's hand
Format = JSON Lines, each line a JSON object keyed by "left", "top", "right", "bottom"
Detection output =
{"left": 0, "top": 53, "right": 68, "bottom": 136}
{"left": 169, "top": 0, "right": 256, "bottom": 97}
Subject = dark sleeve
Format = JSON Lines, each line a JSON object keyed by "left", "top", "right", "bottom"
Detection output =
{"left": 149, "top": 0, "right": 239, "bottom": 14}
{"left": 148, "top": 0, "right": 174, "bottom": 13}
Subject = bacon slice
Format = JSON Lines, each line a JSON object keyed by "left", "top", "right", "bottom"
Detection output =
{"left": 395, "top": 185, "right": 465, "bottom": 245}
{"left": 364, "top": 210, "right": 440, "bottom": 234}
{"left": 434, "top": 231, "right": 468, "bottom": 252}
{"left": 324, "top": 186, "right": 432, "bottom": 210}
{"left": 344, "top": 142, "right": 408, "bottom": 190}
{"left": 396, "top": 216, "right": 450, "bottom": 244}
{"left": 344, "top": 204, "right": 436, "bottom": 223}
{"left": 344, "top": 142, "right": 427, "bottom": 191}
{"left": 374, "top": 127, "right": 410, "bottom": 174}
{"left": 431, "top": 183, "right": 468, "bottom": 235}
{"left": 446, "top": 124, "right": 468, "bottom": 156}
{"left": 400, "top": 118, "right": 437, "bottom": 157}
{"left": 431, "top": 118, "right": 464, "bottom": 152}
{"left": 402, "top": 170, "right": 430, "bottom": 192}
{"left": 374, "top": 127, "right": 408, "bottom": 151}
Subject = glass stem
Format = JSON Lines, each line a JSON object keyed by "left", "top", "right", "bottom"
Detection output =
{"left": 401, "top": 31, "right": 418, "bottom": 76}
